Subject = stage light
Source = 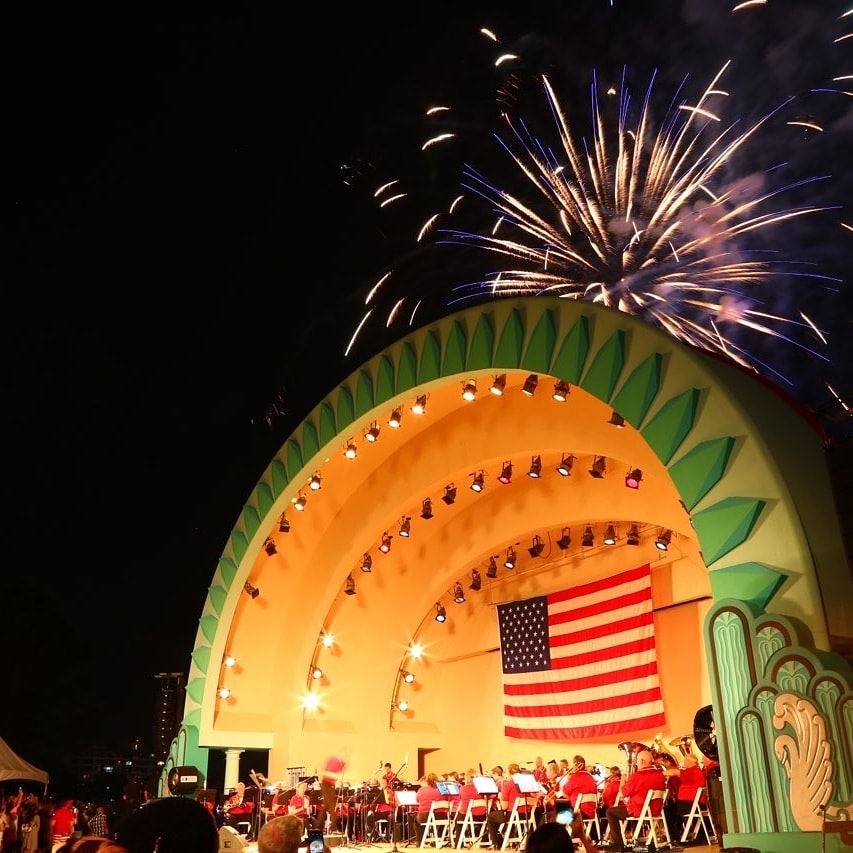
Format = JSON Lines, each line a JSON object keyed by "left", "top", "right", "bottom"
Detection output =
{"left": 309, "top": 472, "right": 322, "bottom": 491}
{"left": 302, "top": 693, "right": 320, "bottom": 710}
{"left": 379, "top": 533, "right": 392, "bottom": 553}
{"left": 470, "top": 471, "right": 485, "bottom": 492}
{"left": 401, "top": 670, "right": 415, "bottom": 684}
{"left": 609, "top": 411, "right": 625, "bottom": 428}
{"left": 223, "top": 655, "right": 237, "bottom": 668}
{"left": 244, "top": 581, "right": 260, "bottom": 599}
{"left": 528, "top": 535, "right": 545, "bottom": 557}
{"left": 411, "top": 394, "right": 428, "bottom": 415}
{"left": 470, "top": 569, "right": 482, "bottom": 591}
{"left": 454, "top": 582, "right": 466, "bottom": 604}
{"left": 294, "top": 492, "right": 308, "bottom": 511}
{"left": 397, "top": 700, "right": 410, "bottom": 712}
{"left": 399, "top": 516, "right": 411, "bottom": 538}
{"left": 581, "top": 525, "right": 595, "bottom": 547}
{"left": 344, "top": 440, "right": 358, "bottom": 459}
{"left": 217, "top": 687, "right": 231, "bottom": 700}
{"left": 627, "top": 523, "right": 640, "bottom": 546}
{"left": 556, "top": 453, "right": 575, "bottom": 477}
{"left": 263, "top": 537, "right": 277, "bottom": 556}
{"left": 527, "top": 455, "right": 542, "bottom": 478}
{"left": 462, "top": 379, "right": 477, "bottom": 401}
{"left": 321, "top": 634, "right": 335, "bottom": 648}
{"left": 604, "top": 524, "right": 617, "bottom": 545}
{"left": 311, "top": 667, "right": 323, "bottom": 680}
{"left": 589, "top": 456, "right": 607, "bottom": 478}
{"left": 552, "top": 380, "right": 571, "bottom": 401}
{"left": 435, "top": 603, "right": 447, "bottom": 623}
{"left": 625, "top": 468, "right": 643, "bottom": 489}
{"left": 556, "top": 527, "right": 571, "bottom": 550}
{"left": 441, "top": 484, "right": 457, "bottom": 505}
{"left": 344, "top": 574, "right": 356, "bottom": 595}
{"left": 504, "top": 547, "right": 517, "bottom": 569}
{"left": 656, "top": 529, "right": 672, "bottom": 551}
{"left": 409, "top": 643, "right": 424, "bottom": 659}
{"left": 420, "top": 497, "right": 434, "bottom": 519}
{"left": 490, "top": 374, "right": 507, "bottom": 395}
{"left": 498, "top": 461, "right": 513, "bottom": 484}
{"left": 365, "top": 421, "right": 380, "bottom": 443}
{"left": 360, "top": 553, "right": 372, "bottom": 573}
{"left": 278, "top": 513, "right": 291, "bottom": 533}
{"left": 388, "top": 408, "right": 402, "bottom": 429}
{"left": 486, "top": 556, "right": 498, "bottom": 578}
{"left": 522, "top": 374, "right": 539, "bottom": 396}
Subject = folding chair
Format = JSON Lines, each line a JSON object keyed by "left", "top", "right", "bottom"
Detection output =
{"left": 572, "top": 793, "right": 601, "bottom": 841}
{"left": 500, "top": 796, "right": 536, "bottom": 850}
{"left": 600, "top": 792, "right": 621, "bottom": 844}
{"left": 455, "top": 799, "right": 488, "bottom": 848}
{"left": 680, "top": 787, "right": 717, "bottom": 844}
{"left": 420, "top": 799, "right": 452, "bottom": 848}
{"left": 619, "top": 789, "right": 671, "bottom": 850}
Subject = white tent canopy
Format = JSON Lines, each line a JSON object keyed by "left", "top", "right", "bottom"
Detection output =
{"left": 0, "top": 737, "right": 48, "bottom": 786}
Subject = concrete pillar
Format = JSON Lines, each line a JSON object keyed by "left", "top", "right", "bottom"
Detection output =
{"left": 224, "top": 748, "right": 244, "bottom": 791}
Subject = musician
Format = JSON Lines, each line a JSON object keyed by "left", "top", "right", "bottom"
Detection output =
{"left": 415, "top": 773, "right": 444, "bottom": 844}
{"left": 224, "top": 782, "right": 254, "bottom": 829}
{"left": 601, "top": 768, "right": 621, "bottom": 810}
{"left": 365, "top": 777, "right": 393, "bottom": 841}
{"left": 486, "top": 762, "right": 528, "bottom": 849}
{"left": 456, "top": 769, "right": 488, "bottom": 826}
{"left": 382, "top": 762, "right": 396, "bottom": 790}
{"left": 603, "top": 750, "right": 666, "bottom": 852}
{"left": 540, "top": 761, "right": 562, "bottom": 822}
{"left": 561, "top": 756, "right": 598, "bottom": 819}
{"left": 286, "top": 782, "right": 314, "bottom": 827}
{"left": 665, "top": 754, "right": 706, "bottom": 840}
{"left": 320, "top": 753, "right": 347, "bottom": 833}
{"left": 533, "top": 756, "right": 547, "bottom": 784}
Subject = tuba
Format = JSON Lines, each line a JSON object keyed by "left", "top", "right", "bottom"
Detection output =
{"left": 652, "top": 733, "right": 681, "bottom": 767}
{"left": 617, "top": 741, "right": 651, "bottom": 777}
{"left": 670, "top": 735, "right": 694, "bottom": 758}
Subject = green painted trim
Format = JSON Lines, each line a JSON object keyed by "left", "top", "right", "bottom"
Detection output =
{"left": 494, "top": 308, "right": 525, "bottom": 367}
{"left": 376, "top": 355, "right": 395, "bottom": 405}
{"left": 581, "top": 329, "right": 625, "bottom": 401}
{"left": 271, "top": 459, "right": 288, "bottom": 498}
{"left": 208, "top": 585, "right": 227, "bottom": 615}
{"left": 355, "top": 370, "right": 375, "bottom": 418}
{"left": 419, "top": 331, "right": 442, "bottom": 383}
{"left": 230, "top": 530, "right": 248, "bottom": 563}
{"left": 694, "top": 496, "right": 766, "bottom": 565}
{"left": 186, "top": 678, "right": 206, "bottom": 704}
{"left": 611, "top": 352, "right": 662, "bottom": 428}
{"left": 302, "top": 420, "right": 320, "bottom": 460}
{"left": 709, "top": 562, "right": 787, "bottom": 610}
{"left": 218, "top": 557, "right": 238, "bottom": 588}
{"left": 442, "top": 321, "right": 467, "bottom": 376}
{"left": 396, "top": 342, "right": 418, "bottom": 392}
{"left": 242, "top": 505, "right": 260, "bottom": 540}
{"left": 257, "top": 482, "right": 274, "bottom": 518}
{"left": 642, "top": 387, "right": 700, "bottom": 464}
{"left": 723, "top": 832, "right": 828, "bottom": 853}
{"left": 467, "top": 313, "right": 495, "bottom": 369}
{"left": 285, "top": 440, "right": 304, "bottom": 480}
{"left": 336, "top": 385, "right": 355, "bottom": 431}
{"left": 522, "top": 309, "right": 557, "bottom": 373}
{"left": 191, "top": 646, "right": 211, "bottom": 674}
{"left": 551, "top": 315, "right": 590, "bottom": 383}
{"left": 669, "top": 436, "right": 735, "bottom": 510}
{"left": 318, "top": 402, "right": 337, "bottom": 447}
{"left": 199, "top": 615, "right": 219, "bottom": 644}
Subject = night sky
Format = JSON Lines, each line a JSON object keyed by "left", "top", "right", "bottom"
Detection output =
{"left": 5, "top": 1, "right": 851, "bottom": 786}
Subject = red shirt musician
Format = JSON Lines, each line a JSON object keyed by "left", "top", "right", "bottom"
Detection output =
{"left": 601, "top": 767, "right": 622, "bottom": 809}
{"left": 561, "top": 756, "right": 598, "bottom": 818}
{"left": 457, "top": 770, "right": 487, "bottom": 818}
{"left": 321, "top": 753, "right": 347, "bottom": 833}
{"left": 605, "top": 751, "right": 666, "bottom": 850}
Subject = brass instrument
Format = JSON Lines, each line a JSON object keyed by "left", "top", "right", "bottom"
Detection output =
{"left": 670, "top": 735, "right": 694, "bottom": 758}
{"left": 652, "top": 732, "right": 682, "bottom": 766}
{"left": 617, "top": 741, "right": 651, "bottom": 777}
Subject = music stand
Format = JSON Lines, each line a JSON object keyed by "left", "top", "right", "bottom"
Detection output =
{"left": 512, "top": 773, "right": 541, "bottom": 795}
{"left": 393, "top": 789, "right": 418, "bottom": 848}
{"left": 472, "top": 775, "right": 499, "bottom": 795}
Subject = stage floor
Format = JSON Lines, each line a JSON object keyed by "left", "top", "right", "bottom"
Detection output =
{"left": 237, "top": 842, "right": 721, "bottom": 852}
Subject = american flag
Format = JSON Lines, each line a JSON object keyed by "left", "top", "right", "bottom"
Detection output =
{"left": 497, "top": 564, "right": 665, "bottom": 739}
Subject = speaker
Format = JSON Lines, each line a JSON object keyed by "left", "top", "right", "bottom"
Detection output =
{"left": 219, "top": 825, "right": 251, "bottom": 851}
{"left": 167, "top": 765, "right": 203, "bottom": 795}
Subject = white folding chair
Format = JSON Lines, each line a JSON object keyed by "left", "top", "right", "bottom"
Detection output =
{"left": 680, "top": 787, "right": 717, "bottom": 844}
{"left": 600, "top": 792, "right": 621, "bottom": 843}
{"left": 619, "top": 789, "right": 670, "bottom": 849}
{"left": 455, "top": 799, "right": 488, "bottom": 848}
{"left": 500, "top": 796, "right": 536, "bottom": 850}
{"left": 572, "top": 792, "right": 601, "bottom": 841}
{"left": 421, "top": 799, "right": 452, "bottom": 848}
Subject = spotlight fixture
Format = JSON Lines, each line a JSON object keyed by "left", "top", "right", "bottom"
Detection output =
{"left": 263, "top": 537, "right": 277, "bottom": 556}
{"left": 581, "top": 525, "right": 595, "bottom": 547}
{"left": 435, "top": 603, "right": 447, "bottom": 623}
{"left": 344, "top": 440, "right": 358, "bottom": 459}
{"left": 302, "top": 693, "right": 320, "bottom": 710}
{"left": 552, "top": 380, "right": 571, "bottom": 402}
{"left": 527, "top": 455, "right": 543, "bottom": 479}
{"left": 379, "top": 532, "right": 393, "bottom": 553}
{"left": 420, "top": 497, "right": 434, "bottom": 519}
{"left": 360, "top": 553, "right": 372, "bottom": 573}
{"left": 409, "top": 643, "right": 424, "bottom": 659}
{"left": 454, "top": 582, "right": 466, "bottom": 604}
{"left": 217, "top": 687, "right": 231, "bottom": 700}
{"left": 278, "top": 512, "right": 291, "bottom": 533}
{"left": 311, "top": 667, "right": 323, "bottom": 680}
{"left": 556, "top": 527, "right": 572, "bottom": 550}
{"left": 397, "top": 699, "right": 410, "bottom": 712}
{"left": 604, "top": 524, "right": 617, "bottom": 545}
{"left": 401, "top": 670, "right": 415, "bottom": 684}
{"left": 470, "top": 471, "right": 485, "bottom": 492}
{"left": 294, "top": 492, "right": 308, "bottom": 511}
{"left": 223, "top": 655, "right": 237, "bottom": 668}
{"left": 498, "top": 461, "right": 513, "bottom": 484}
{"left": 321, "top": 633, "right": 335, "bottom": 648}
{"left": 388, "top": 408, "right": 402, "bottom": 429}
{"left": 627, "top": 523, "right": 640, "bottom": 546}
{"left": 244, "top": 581, "right": 260, "bottom": 599}
{"left": 399, "top": 516, "right": 411, "bottom": 537}
{"left": 656, "top": 529, "right": 672, "bottom": 552}
{"left": 528, "top": 535, "right": 545, "bottom": 557}
{"left": 441, "top": 484, "right": 457, "bottom": 505}
{"left": 470, "top": 569, "right": 482, "bottom": 591}
{"left": 556, "top": 453, "right": 575, "bottom": 477}
{"left": 522, "top": 374, "right": 539, "bottom": 396}
{"left": 309, "top": 472, "right": 322, "bottom": 491}
{"left": 411, "top": 394, "right": 428, "bottom": 415}
{"left": 625, "top": 468, "right": 643, "bottom": 489}
{"left": 365, "top": 421, "right": 380, "bottom": 443}
{"left": 344, "top": 574, "right": 356, "bottom": 595}
{"left": 504, "top": 547, "right": 517, "bottom": 569}
{"left": 462, "top": 379, "right": 477, "bottom": 401}
{"left": 486, "top": 556, "right": 499, "bottom": 578}
{"left": 489, "top": 374, "right": 507, "bottom": 395}
{"left": 589, "top": 456, "right": 607, "bottom": 478}
{"left": 609, "top": 411, "right": 626, "bottom": 428}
